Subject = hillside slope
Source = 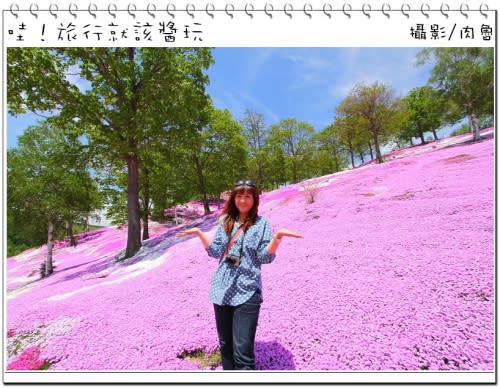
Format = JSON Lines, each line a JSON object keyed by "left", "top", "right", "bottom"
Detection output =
{"left": 6, "top": 128, "right": 494, "bottom": 371}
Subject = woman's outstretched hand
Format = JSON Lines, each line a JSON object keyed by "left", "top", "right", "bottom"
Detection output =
{"left": 176, "top": 227, "right": 210, "bottom": 249}
{"left": 175, "top": 227, "right": 201, "bottom": 238}
{"left": 266, "top": 228, "right": 303, "bottom": 255}
{"left": 275, "top": 228, "right": 304, "bottom": 239}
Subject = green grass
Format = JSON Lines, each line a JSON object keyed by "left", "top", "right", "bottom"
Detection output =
{"left": 37, "top": 360, "right": 53, "bottom": 370}
{"left": 451, "top": 124, "right": 471, "bottom": 136}
{"left": 178, "top": 349, "right": 221, "bottom": 369}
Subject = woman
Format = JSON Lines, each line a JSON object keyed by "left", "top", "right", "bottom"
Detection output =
{"left": 176, "top": 179, "right": 302, "bottom": 370}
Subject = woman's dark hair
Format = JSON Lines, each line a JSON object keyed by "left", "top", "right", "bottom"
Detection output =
{"left": 222, "top": 183, "right": 260, "bottom": 234}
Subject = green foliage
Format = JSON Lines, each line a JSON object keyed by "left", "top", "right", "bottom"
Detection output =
{"left": 313, "top": 124, "right": 349, "bottom": 174}
{"left": 96, "top": 164, "right": 128, "bottom": 226}
{"left": 400, "top": 86, "right": 444, "bottom": 143}
{"left": 451, "top": 123, "right": 471, "bottom": 136}
{"left": 159, "top": 105, "right": 247, "bottom": 213}
{"left": 336, "top": 82, "right": 404, "bottom": 163}
{"left": 240, "top": 109, "right": 268, "bottom": 188}
{"left": 7, "top": 121, "right": 101, "bottom": 259}
{"left": 8, "top": 48, "right": 214, "bottom": 258}
{"left": 267, "top": 118, "right": 316, "bottom": 183}
{"left": 260, "top": 140, "right": 288, "bottom": 190}
{"left": 329, "top": 115, "right": 361, "bottom": 167}
{"left": 7, "top": 48, "right": 77, "bottom": 115}
{"left": 7, "top": 205, "right": 48, "bottom": 256}
{"left": 38, "top": 360, "right": 53, "bottom": 370}
{"left": 7, "top": 239, "right": 32, "bottom": 258}
{"left": 417, "top": 48, "right": 494, "bottom": 140}
{"left": 202, "top": 107, "right": 248, "bottom": 197}
{"left": 239, "top": 109, "right": 343, "bottom": 190}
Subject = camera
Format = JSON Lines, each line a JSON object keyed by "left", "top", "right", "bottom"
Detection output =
{"left": 225, "top": 254, "right": 241, "bottom": 267}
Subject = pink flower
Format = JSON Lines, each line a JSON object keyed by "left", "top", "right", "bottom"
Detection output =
{"left": 7, "top": 346, "right": 46, "bottom": 370}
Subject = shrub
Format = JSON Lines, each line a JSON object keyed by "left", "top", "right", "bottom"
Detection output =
{"left": 451, "top": 123, "right": 470, "bottom": 136}
{"left": 300, "top": 182, "right": 320, "bottom": 204}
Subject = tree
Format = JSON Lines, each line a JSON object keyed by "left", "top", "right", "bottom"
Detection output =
{"left": 8, "top": 48, "right": 213, "bottom": 259}
{"left": 172, "top": 107, "right": 247, "bottom": 214}
{"left": 147, "top": 152, "right": 187, "bottom": 221}
{"left": 98, "top": 164, "right": 129, "bottom": 227}
{"left": 260, "top": 140, "right": 287, "bottom": 190}
{"left": 314, "top": 125, "right": 348, "bottom": 175}
{"left": 267, "top": 118, "right": 315, "bottom": 183}
{"left": 332, "top": 111, "right": 367, "bottom": 168}
{"left": 401, "top": 86, "right": 444, "bottom": 144}
{"left": 7, "top": 122, "right": 101, "bottom": 277}
{"left": 240, "top": 109, "right": 268, "bottom": 189}
{"left": 417, "top": 48, "right": 494, "bottom": 141}
{"left": 336, "top": 82, "right": 404, "bottom": 163}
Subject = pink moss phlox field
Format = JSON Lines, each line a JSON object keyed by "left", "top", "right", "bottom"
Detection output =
{"left": 7, "top": 128, "right": 494, "bottom": 371}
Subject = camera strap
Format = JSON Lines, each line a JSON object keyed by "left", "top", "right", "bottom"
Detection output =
{"left": 220, "top": 226, "right": 246, "bottom": 263}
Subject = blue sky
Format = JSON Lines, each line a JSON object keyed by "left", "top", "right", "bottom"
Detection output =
{"left": 8, "top": 47, "right": 444, "bottom": 148}
{"left": 206, "top": 47, "right": 435, "bottom": 131}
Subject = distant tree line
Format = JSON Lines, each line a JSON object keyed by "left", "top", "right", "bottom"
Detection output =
{"left": 6, "top": 47, "right": 493, "bottom": 275}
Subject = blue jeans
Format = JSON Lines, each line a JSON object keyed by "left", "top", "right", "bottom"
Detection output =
{"left": 213, "top": 290, "right": 262, "bottom": 370}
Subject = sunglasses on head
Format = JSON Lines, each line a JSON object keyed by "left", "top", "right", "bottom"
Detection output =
{"left": 234, "top": 179, "right": 256, "bottom": 188}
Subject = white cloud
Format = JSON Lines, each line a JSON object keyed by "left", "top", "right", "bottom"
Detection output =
{"left": 242, "top": 48, "right": 277, "bottom": 89}
{"left": 281, "top": 48, "right": 338, "bottom": 91}
{"left": 238, "top": 91, "right": 281, "bottom": 123}
{"left": 209, "top": 48, "right": 432, "bottom": 131}
{"left": 323, "top": 48, "right": 430, "bottom": 101}
{"left": 211, "top": 89, "right": 280, "bottom": 124}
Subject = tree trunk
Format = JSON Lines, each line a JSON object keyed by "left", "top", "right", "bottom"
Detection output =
{"left": 142, "top": 167, "right": 150, "bottom": 241}
{"left": 419, "top": 132, "right": 426, "bottom": 144}
{"left": 257, "top": 161, "right": 264, "bottom": 191}
{"left": 68, "top": 219, "right": 76, "bottom": 247}
{"left": 373, "top": 133, "right": 383, "bottom": 163}
{"left": 125, "top": 153, "right": 142, "bottom": 259}
{"left": 194, "top": 156, "right": 211, "bottom": 215}
{"left": 201, "top": 192, "right": 210, "bottom": 215}
{"left": 333, "top": 147, "right": 340, "bottom": 172}
{"left": 83, "top": 216, "right": 89, "bottom": 234}
{"left": 292, "top": 160, "right": 298, "bottom": 183}
{"left": 368, "top": 142, "right": 374, "bottom": 160}
{"left": 348, "top": 139, "right": 355, "bottom": 168}
{"left": 45, "top": 217, "right": 54, "bottom": 277}
{"left": 359, "top": 152, "right": 365, "bottom": 164}
{"left": 432, "top": 129, "right": 439, "bottom": 141}
{"left": 470, "top": 113, "right": 481, "bottom": 141}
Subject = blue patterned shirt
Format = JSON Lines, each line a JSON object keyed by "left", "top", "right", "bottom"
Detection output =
{"left": 206, "top": 216, "right": 276, "bottom": 306}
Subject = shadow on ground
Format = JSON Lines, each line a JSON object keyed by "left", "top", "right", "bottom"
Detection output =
{"left": 255, "top": 340, "right": 296, "bottom": 370}
{"left": 44, "top": 215, "right": 220, "bottom": 285}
